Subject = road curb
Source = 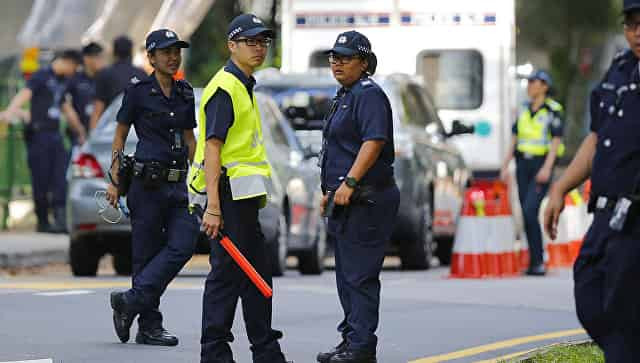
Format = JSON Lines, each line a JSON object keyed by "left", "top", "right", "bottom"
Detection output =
{"left": 0, "top": 233, "right": 69, "bottom": 269}
{"left": 0, "top": 249, "right": 68, "bottom": 269}
{"left": 508, "top": 339, "right": 594, "bottom": 362}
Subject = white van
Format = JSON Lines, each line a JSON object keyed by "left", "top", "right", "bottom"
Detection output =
{"left": 281, "top": 0, "right": 517, "bottom": 175}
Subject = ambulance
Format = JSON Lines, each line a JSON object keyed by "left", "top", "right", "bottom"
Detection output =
{"left": 281, "top": 0, "right": 517, "bottom": 176}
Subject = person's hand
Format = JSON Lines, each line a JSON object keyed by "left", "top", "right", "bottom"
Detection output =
{"left": 500, "top": 166, "right": 510, "bottom": 183}
{"left": 334, "top": 182, "right": 354, "bottom": 206}
{"left": 202, "top": 210, "right": 224, "bottom": 238}
{"left": 544, "top": 186, "right": 566, "bottom": 240}
{"left": 106, "top": 183, "right": 119, "bottom": 208}
{"left": 320, "top": 194, "right": 329, "bottom": 215}
{"left": 535, "top": 167, "right": 552, "bottom": 184}
{"left": 77, "top": 131, "right": 87, "bottom": 145}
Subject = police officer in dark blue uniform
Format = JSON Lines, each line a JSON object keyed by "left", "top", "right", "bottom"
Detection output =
{"left": 317, "top": 31, "right": 400, "bottom": 363}
{"left": 89, "top": 35, "right": 147, "bottom": 131}
{"left": 68, "top": 42, "right": 104, "bottom": 146}
{"left": 501, "top": 70, "right": 565, "bottom": 276}
{"left": 0, "top": 50, "right": 86, "bottom": 233}
{"left": 545, "top": 1, "right": 640, "bottom": 361}
{"left": 106, "top": 29, "right": 199, "bottom": 347}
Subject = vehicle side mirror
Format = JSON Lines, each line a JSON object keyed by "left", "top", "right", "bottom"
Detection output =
{"left": 447, "top": 120, "right": 475, "bottom": 137}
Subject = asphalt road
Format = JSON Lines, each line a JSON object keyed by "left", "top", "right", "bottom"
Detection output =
{"left": 0, "top": 258, "right": 586, "bottom": 363}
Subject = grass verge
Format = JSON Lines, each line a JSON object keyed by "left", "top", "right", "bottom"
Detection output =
{"left": 501, "top": 342, "right": 603, "bottom": 363}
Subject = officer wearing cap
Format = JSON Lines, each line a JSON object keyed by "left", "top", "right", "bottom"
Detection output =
{"left": 106, "top": 29, "right": 198, "bottom": 347}
{"left": 500, "top": 69, "right": 565, "bottom": 276}
{"left": 544, "top": 1, "right": 640, "bottom": 360}
{"left": 317, "top": 30, "right": 399, "bottom": 363}
{"left": 67, "top": 42, "right": 104, "bottom": 147}
{"left": 0, "top": 50, "right": 86, "bottom": 233}
{"left": 189, "top": 13, "right": 292, "bottom": 363}
{"left": 89, "top": 35, "right": 147, "bottom": 130}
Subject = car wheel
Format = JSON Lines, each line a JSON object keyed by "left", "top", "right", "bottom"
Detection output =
{"left": 271, "top": 214, "right": 288, "bottom": 277}
{"left": 298, "top": 220, "right": 326, "bottom": 275}
{"left": 69, "top": 236, "right": 103, "bottom": 277}
{"left": 400, "top": 201, "right": 434, "bottom": 270}
{"left": 435, "top": 236, "right": 454, "bottom": 266}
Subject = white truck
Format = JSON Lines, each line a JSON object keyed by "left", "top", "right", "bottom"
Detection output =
{"left": 281, "top": 0, "right": 517, "bottom": 176}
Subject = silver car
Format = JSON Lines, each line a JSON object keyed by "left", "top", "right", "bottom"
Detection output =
{"left": 67, "top": 90, "right": 325, "bottom": 276}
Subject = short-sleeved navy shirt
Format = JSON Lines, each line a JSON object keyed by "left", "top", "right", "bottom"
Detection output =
{"left": 67, "top": 71, "right": 96, "bottom": 128}
{"left": 26, "top": 67, "right": 70, "bottom": 130}
{"left": 321, "top": 77, "right": 395, "bottom": 190}
{"left": 512, "top": 100, "right": 565, "bottom": 138}
{"left": 95, "top": 60, "right": 147, "bottom": 106}
{"left": 588, "top": 49, "right": 640, "bottom": 199}
{"left": 116, "top": 73, "right": 196, "bottom": 165}
{"left": 205, "top": 60, "right": 256, "bottom": 142}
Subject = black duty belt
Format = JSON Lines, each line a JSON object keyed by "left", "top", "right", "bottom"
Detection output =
{"left": 134, "top": 161, "right": 188, "bottom": 183}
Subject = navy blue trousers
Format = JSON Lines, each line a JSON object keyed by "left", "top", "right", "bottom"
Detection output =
{"left": 125, "top": 178, "right": 199, "bottom": 330}
{"left": 25, "top": 131, "right": 67, "bottom": 225}
{"left": 575, "top": 212, "right": 640, "bottom": 362}
{"left": 201, "top": 192, "right": 285, "bottom": 363}
{"left": 327, "top": 185, "right": 400, "bottom": 353}
{"left": 515, "top": 156, "right": 550, "bottom": 268}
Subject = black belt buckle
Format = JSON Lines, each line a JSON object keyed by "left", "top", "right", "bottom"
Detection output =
{"left": 167, "top": 168, "right": 182, "bottom": 182}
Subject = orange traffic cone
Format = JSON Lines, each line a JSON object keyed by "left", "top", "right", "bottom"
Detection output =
{"left": 450, "top": 188, "right": 489, "bottom": 278}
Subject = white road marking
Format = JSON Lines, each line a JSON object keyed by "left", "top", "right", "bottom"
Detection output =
{"left": 35, "top": 290, "right": 94, "bottom": 297}
{"left": 1, "top": 359, "right": 53, "bottom": 363}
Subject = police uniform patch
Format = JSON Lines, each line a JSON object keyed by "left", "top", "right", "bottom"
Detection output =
{"left": 166, "top": 31, "right": 175, "bottom": 38}
{"left": 131, "top": 76, "right": 140, "bottom": 84}
{"left": 338, "top": 36, "right": 347, "bottom": 44}
{"left": 361, "top": 80, "right": 371, "bottom": 86}
{"left": 252, "top": 17, "right": 263, "bottom": 24}
{"left": 552, "top": 117, "right": 562, "bottom": 128}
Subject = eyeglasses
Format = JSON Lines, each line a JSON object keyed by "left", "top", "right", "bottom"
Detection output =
{"left": 328, "top": 54, "right": 360, "bottom": 65}
{"left": 234, "top": 38, "right": 272, "bottom": 48}
{"left": 623, "top": 19, "right": 640, "bottom": 32}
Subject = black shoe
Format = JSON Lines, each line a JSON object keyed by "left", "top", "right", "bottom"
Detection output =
{"left": 135, "top": 327, "right": 179, "bottom": 346}
{"left": 329, "top": 349, "right": 376, "bottom": 363}
{"left": 110, "top": 291, "right": 137, "bottom": 343}
{"left": 317, "top": 340, "right": 348, "bottom": 363}
{"left": 525, "top": 264, "right": 546, "bottom": 276}
{"left": 50, "top": 207, "right": 68, "bottom": 234}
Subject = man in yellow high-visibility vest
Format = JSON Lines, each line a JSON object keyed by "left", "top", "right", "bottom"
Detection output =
{"left": 501, "top": 70, "right": 565, "bottom": 276}
{"left": 187, "top": 13, "right": 292, "bottom": 363}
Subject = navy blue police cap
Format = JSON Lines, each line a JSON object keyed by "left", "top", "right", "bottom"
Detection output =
{"left": 145, "top": 29, "right": 190, "bottom": 52}
{"left": 528, "top": 70, "right": 553, "bottom": 88}
{"left": 227, "top": 14, "right": 275, "bottom": 40}
{"left": 624, "top": 0, "right": 640, "bottom": 13}
{"left": 325, "top": 30, "right": 378, "bottom": 75}
{"left": 325, "top": 30, "right": 374, "bottom": 57}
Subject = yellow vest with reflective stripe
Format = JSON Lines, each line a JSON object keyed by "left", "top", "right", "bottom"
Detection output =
{"left": 516, "top": 98, "right": 565, "bottom": 157}
{"left": 188, "top": 68, "right": 271, "bottom": 210}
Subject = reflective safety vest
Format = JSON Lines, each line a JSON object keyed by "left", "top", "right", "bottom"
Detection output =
{"left": 188, "top": 68, "right": 271, "bottom": 210}
{"left": 516, "top": 98, "right": 566, "bottom": 157}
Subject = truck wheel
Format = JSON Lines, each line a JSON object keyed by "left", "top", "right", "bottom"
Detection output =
{"left": 436, "top": 236, "right": 454, "bottom": 266}
{"left": 400, "top": 201, "right": 433, "bottom": 270}
{"left": 298, "top": 221, "right": 326, "bottom": 275}
{"left": 69, "top": 236, "right": 102, "bottom": 277}
{"left": 271, "top": 214, "right": 288, "bottom": 277}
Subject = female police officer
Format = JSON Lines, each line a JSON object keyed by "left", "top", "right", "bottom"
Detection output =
{"left": 545, "top": 1, "right": 640, "bottom": 361}
{"left": 106, "top": 29, "right": 199, "bottom": 347}
{"left": 317, "top": 31, "right": 399, "bottom": 363}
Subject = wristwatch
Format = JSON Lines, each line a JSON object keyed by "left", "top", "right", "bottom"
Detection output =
{"left": 345, "top": 176, "right": 358, "bottom": 188}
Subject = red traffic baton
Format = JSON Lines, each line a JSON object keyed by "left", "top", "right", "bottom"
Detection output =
{"left": 220, "top": 235, "right": 273, "bottom": 299}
